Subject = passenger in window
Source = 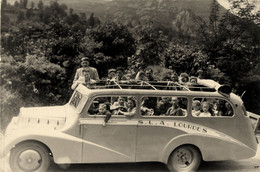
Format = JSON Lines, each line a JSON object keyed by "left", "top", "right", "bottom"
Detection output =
{"left": 199, "top": 101, "right": 212, "bottom": 117}
{"left": 166, "top": 97, "right": 185, "bottom": 116}
{"left": 142, "top": 97, "right": 157, "bottom": 110}
{"left": 88, "top": 102, "right": 99, "bottom": 115}
{"left": 117, "top": 97, "right": 136, "bottom": 117}
{"left": 111, "top": 97, "right": 127, "bottom": 112}
{"left": 212, "top": 102, "right": 223, "bottom": 116}
{"left": 156, "top": 97, "right": 172, "bottom": 115}
{"left": 224, "top": 102, "right": 233, "bottom": 116}
{"left": 96, "top": 104, "right": 111, "bottom": 126}
{"left": 141, "top": 106, "right": 154, "bottom": 116}
{"left": 192, "top": 100, "right": 201, "bottom": 116}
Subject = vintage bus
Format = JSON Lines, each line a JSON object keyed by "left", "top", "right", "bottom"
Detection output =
{"left": 1, "top": 79, "right": 258, "bottom": 172}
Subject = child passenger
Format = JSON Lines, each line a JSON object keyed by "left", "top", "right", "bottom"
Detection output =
{"left": 199, "top": 101, "right": 212, "bottom": 117}
{"left": 212, "top": 102, "right": 223, "bottom": 116}
{"left": 117, "top": 97, "right": 136, "bottom": 117}
{"left": 97, "top": 103, "right": 111, "bottom": 126}
{"left": 192, "top": 100, "right": 201, "bottom": 116}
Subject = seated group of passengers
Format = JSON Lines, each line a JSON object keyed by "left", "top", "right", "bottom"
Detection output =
{"left": 71, "top": 57, "right": 203, "bottom": 90}
{"left": 141, "top": 97, "right": 186, "bottom": 116}
{"left": 88, "top": 96, "right": 137, "bottom": 126}
{"left": 192, "top": 100, "right": 233, "bottom": 117}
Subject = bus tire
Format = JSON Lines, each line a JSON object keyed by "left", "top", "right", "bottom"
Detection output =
{"left": 167, "top": 145, "right": 201, "bottom": 172}
{"left": 9, "top": 142, "right": 51, "bottom": 172}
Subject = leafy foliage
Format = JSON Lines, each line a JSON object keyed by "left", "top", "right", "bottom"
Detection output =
{"left": 1, "top": 0, "right": 260, "bottom": 131}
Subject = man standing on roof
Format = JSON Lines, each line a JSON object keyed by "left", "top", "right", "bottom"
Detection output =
{"left": 73, "top": 57, "right": 100, "bottom": 82}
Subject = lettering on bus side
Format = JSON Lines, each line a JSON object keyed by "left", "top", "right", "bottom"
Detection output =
{"left": 138, "top": 120, "right": 207, "bottom": 133}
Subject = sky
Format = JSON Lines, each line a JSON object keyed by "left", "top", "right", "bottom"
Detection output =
{"left": 217, "top": 0, "right": 260, "bottom": 12}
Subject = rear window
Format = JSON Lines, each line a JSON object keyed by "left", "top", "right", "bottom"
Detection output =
{"left": 192, "top": 97, "right": 234, "bottom": 117}
{"left": 70, "top": 90, "right": 83, "bottom": 108}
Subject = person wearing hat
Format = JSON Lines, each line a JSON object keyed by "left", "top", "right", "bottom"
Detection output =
{"left": 73, "top": 57, "right": 100, "bottom": 83}
{"left": 114, "top": 67, "right": 127, "bottom": 81}
{"left": 107, "top": 69, "right": 116, "bottom": 80}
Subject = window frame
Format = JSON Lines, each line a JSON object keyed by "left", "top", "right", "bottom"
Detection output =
{"left": 140, "top": 95, "right": 189, "bottom": 118}
{"left": 191, "top": 96, "right": 235, "bottom": 118}
{"left": 85, "top": 95, "right": 138, "bottom": 118}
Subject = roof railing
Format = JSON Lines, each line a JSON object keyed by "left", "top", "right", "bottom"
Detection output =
{"left": 88, "top": 80, "right": 217, "bottom": 91}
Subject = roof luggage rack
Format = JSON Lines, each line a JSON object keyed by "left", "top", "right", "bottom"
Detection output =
{"left": 88, "top": 79, "right": 218, "bottom": 92}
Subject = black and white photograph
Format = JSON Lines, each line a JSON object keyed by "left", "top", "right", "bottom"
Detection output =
{"left": 1, "top": 0, "right": 260, "bottom": 171}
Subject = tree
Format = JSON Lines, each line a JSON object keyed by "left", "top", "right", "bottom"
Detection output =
{"left": 171, "top": 10, "right": 198, "bottom": 42}
{"left": 88, "top": 13, "right": 95, "bottom": 28}
{"left": 14, "top": 1, "right": 20, "bottom": 8}
{"left": 80, "top": 22, "right": 135, "bottom": 77}
{"left": 17, "top": 11, "right": 25, "bottom": 22}
{"left": 1, "top": 0, "right": 7, "bottom": 9}
{"left": 209, "top": 0, "right": 220, "bottom": 33}
{"left": 38, "top": 0, "right": 44, "bottom": 10}
{"left": 31, "top": 1, "right": 34, "bottom": 9}
{"left": 129, "top": 22, "right": 169, "bottom": 71}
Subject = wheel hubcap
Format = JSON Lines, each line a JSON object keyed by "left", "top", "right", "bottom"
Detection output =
{"left": 18, "top": 150, "right": 42, "bottom": 171}
{"left": 173, "top": 148, "right": 193, "bottom": 168}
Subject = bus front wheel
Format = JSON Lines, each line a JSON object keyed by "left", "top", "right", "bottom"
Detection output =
{"left": 167, "top": 145, "right": 201, "bottom": 172}
{"left": 9, "top": 142, "right": 51, "bottom": 172}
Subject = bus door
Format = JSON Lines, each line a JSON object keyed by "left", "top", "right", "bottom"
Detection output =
{"left": 80, "top": 96, "right": 138, "bottom": 163}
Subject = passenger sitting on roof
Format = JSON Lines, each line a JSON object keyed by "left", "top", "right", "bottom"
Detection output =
{"left": 145, "top": 68, "right": 155, "bottom": 81}
{"left": 113, "top": 67, "right": 127, "bottom": 81}
{"left": 135, "top": 71, "right": 148, "bottom": 81}
{"left": 179, "top": 72, "right": 190, "bottom": 84}
{"left": 107, "top": 69, "right": 116, "bottom": 80}
{"left": 190, "top": 76, "right": 198, "bottom": 84}
{"left": 73, "top": 57, "right": 99, "bottom": 82}
{"left": 156, "top": 96, "right": 172, "bottom": 115}
{"left": 170, "top": 72, "right": 179, "bottom": 82}
{"left": 71, "top": 69, "right": 96, "bottom": 90}
{"left": 166, "top": 97, "right": 185, "bottom": 116}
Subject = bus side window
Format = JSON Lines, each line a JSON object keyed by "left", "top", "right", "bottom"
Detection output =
{"left": 142, "top": 96, "right": 187, "bottom": 117}
{"left": 192, "top": 98, "right": 234, "bottom": 117}
{"left": 88, "top": 97, "right": 111, "bottom": 115}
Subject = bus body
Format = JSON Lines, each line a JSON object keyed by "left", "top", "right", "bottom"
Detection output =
{"left": 1, "top": 80, "right": 258, "bottom": 172}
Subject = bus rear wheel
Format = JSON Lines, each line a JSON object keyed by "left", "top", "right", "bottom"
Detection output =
{"left": 9, "top": 142, "right": 51, "bottom": 172}
{"left": 167, "top": 145, "right": 201, "bottom": 172}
